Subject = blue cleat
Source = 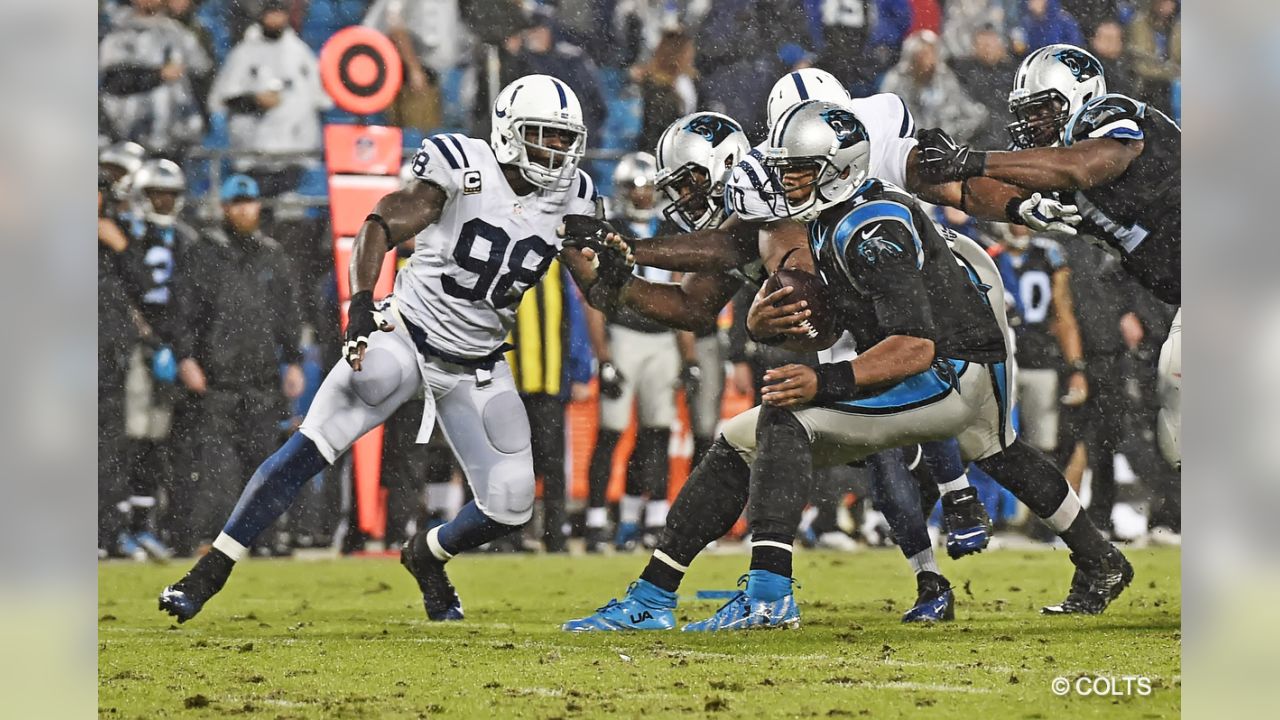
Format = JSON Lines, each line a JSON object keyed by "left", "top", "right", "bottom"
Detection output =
{"left": 401, "top": 532, "right": 464, "bottom": 621}
{"left": 158, "top": 585, "right": 201, "bottom": 623}
{"left": 614, "top": 522, "right": 641, "bottom": 551}
{"left": 941, "top": 488, "right": 992, "bottom": 559}
{"left": 562, "top": 580, "right": 677, "bottom": 632}
{"left": 682, "top": 573, "right": 800, "bottom": 632}
{"left": 902, "top": 571, "right": 955, "bottom": 623}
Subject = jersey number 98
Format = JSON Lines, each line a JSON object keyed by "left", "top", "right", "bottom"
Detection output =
{"left": 442, "top": 218, "right": 557, "bottom": 308}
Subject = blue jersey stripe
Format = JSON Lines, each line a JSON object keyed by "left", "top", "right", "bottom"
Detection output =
{"left": 446, "top": 135, "right": 470, "bottom": 168}
{"left": 897, "top": 96, "right": 913, "bottom": 138}
{"left": 428, "top": 136, "right": 459, "bottom": 169}
{"left": 829, "top": 360, "right": 967, "bottom": 412}
{"left": 577, "top": 173, "right": 587, "bottom": 199}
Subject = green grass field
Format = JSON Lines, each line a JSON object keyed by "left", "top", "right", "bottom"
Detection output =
{"left": 99, "top": 546, "right": 1180, "bottom": 719}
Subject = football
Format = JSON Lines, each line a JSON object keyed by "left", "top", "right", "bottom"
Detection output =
{"left": 761, "top": 267, "right": 841, "bottom": 353}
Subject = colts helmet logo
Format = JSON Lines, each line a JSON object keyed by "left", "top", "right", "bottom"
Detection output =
{"left": 1053, "top": 48, "right": 1103, "bottom": 82}
{"left": 683, "top": 115, "right": 739, "bottom": 146}
{"left": 820, "top": 108, "right": 869, "bottom": 149}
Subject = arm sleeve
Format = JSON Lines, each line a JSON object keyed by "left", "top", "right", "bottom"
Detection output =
{"left": 841, "top": 218, "right": 936, "bottom": 340}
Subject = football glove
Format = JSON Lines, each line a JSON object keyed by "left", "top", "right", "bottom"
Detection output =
{"left": 915, "top": 128, "right": 987, "bottom": 184}
{"left": 559, "top": 215, "right": 633, "bottom": 258}
{"left": 343, "top": 290, "right": 394, "bottom": 369}
{"left": 1017, "top": 192, "right": 1082, "bottom": 236}
{"left": 598, "top": 361, "right": 625, "bottom": 399}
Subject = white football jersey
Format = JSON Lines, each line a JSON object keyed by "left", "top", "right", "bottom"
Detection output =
{"left": 395, "top": 133, "right": 598, "bottom": 358}
{"left": 726, "top": 93, "right": 918, "bottom": 222}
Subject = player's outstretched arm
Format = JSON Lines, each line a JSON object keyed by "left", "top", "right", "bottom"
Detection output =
{"left": 908, "top": 152, "right": 1082, "bottom": 234}
{"left": 914, "top": 128, "right": 1142, "bottom": 192}
{"left": 632, "top": 215, "right": 759, "bottom": 272}
{"left": 344, "top": 180, "right": 447, "bottom": 369}
{"left": 610, "top": 272, "right": 741, "bottom": 335}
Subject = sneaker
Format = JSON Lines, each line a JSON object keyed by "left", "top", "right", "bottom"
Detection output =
{"left": 941, "top": 487, "right": 993, "bottom": 559}
{"left": 614, "top": 522, "right": 641, "bottom": 551}
{"left": 902, "top": 571, "right": 955, "bottom": 623}
{"left": 562, "top": 580, "right": 677, "bottom": 632}
{"left": 816, "top": 531, "right": 860, "bottom": 552}
{"left": 400, "top": 532, "right": 464, "bottom": 621}
{"left": 682, "top": 575, "right": 801, "bottom": 632}
{"left": 584, "top": 527, "right": 608, "bottom": 554}
{"left": 1042, "top": 548, "right": 1134, "bottom": 615}
{"left": 158, "top": 549, "right": 235, "bottom": 623}
{"left": 134, "top": 531, "right": 174, "bottom": 562}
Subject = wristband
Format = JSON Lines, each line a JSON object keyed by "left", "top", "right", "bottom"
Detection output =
{"left": 1005, "top": 197, "right": 1025, "bottom": 224}
{"left": 960, "top": 149, "right": 988, "bottom": 179}
{"left": 1068, "top": 359, "right": 1087, "bottom": 372}
{"left": 365, "top": 213, "right": 394, "bottom": 247}
{"left": 813, "top": 362, "right": 858, "bottom": 403}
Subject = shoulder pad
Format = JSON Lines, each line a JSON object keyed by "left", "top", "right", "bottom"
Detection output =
{"left": 1065, "top": 94, "right": 1146, "bottom": 146}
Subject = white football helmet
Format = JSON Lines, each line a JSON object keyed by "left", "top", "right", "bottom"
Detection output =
{"left": 762, "top": 100, "right": 871, "bottom": 222}
{"left": 131, "top": 159, "right": 186, "bottom": 226}
{"left": 99, "top": 140, "right": 146, "bottom": 194}
{"left": 490, "top": 74, "right": 587, "bottom": 193}
{"left": 653, "top": 112, "right": 750, "bottom": 231}
{"left": 611, "top": 151, "right": 659, "bottom": 222}
{"left": 1007, "top": 44, "right": 1107, "bottom": 148}
{"left": 766, "top": 68, "right": 852, "bottom": 130}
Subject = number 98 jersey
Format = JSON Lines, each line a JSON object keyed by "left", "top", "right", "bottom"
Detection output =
{"left": 395, "top": 133, "right": 599, "bottom": 359}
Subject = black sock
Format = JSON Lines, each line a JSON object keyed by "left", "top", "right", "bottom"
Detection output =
{"left": 178, "top": 547, "right": 236, "bottom": 601}
{"left": 749, "top": 532, "right": 793, "bottom": 577}
{"left": 1058, "top": 513, "right": 1114, "bottom": 559}
{"left": 639, "top": 554, "right": 686, "bottom": 593}
{"left": 643, "top": 437, "right": 751, "bottom": 591}
{"left": 588, "top": 430, "right": 622, "bottom": 509}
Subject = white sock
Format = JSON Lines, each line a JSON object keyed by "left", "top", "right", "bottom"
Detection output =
{"left": 619, "top": 494, "right": 644, "bottom": 525}
{"left": 938, "top": 474, "right": 971, "bottom": 495}
{"left": 645, "top": 499, "right": 669, "bottom": 528}
{"left": 1044, "top": 488, "right": 1082, "bottom": 533}
{"left": 908, "top": 547, "right": 939, "bottom": 576}
{"left": 586, "top": 506, "right": 608, "bottom": 529}
{"left": 213, "top": 532, "right": 248, "bottom": 562}
{"left": 426, "top": 526, "right": 453, "bottom": 562}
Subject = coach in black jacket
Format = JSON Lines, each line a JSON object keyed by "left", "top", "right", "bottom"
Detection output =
{"left": 168, "top": 175, "right": 305, "bottom": 554}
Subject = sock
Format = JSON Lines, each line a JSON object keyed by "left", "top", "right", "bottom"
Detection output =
{"left": 222, "top": 433, "right": 329, "bottom": 548}
{"left": 645, "top": 499, "right": 669, "bottom": 529}
{"left": 922, "top": 439, "right": 971, "bottom": 493}
{"left": 976, "top": 437, "right": 1112, "bottom": 559}
{"left": 745, "top": 568, "right": 793, "bottom": 602}
{"left": 434, "top": 501, "right": 522, "bottom": 558}
{"left": 619, "top": 494, "right": 644, "bottom": 526}
{"left": 908, "top": 547, "right": 940, "bottom": 576}
{"left": 639, "top": 550, "right": 687, "bottom": 594}
{"left": 176, "top": 547, "right": 236, "bottom": 601}
{"left": 867, "top": 448, "right": 932, "bottom": 559}
{"left": 749, "top": 533, "right": 793, "bottom": 578}
{"left": 650, "top": 437, "right": 751, "bottom": 574}
{"left": 585, "top": 506, "right": 608, "bottom": 529}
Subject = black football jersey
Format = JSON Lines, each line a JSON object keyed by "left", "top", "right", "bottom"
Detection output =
{"left": 808, "top": 180, "right": 1006, "bottom": 364}
{"left": 992, "top": 237, "right": 1068, "bottom": 370}
{"left": 1064, "top": 93, "right": 1180, "bottom": 305}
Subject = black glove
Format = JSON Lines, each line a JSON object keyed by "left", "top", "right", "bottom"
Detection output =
{"left": 914, "top": 128, "right": 987, "bottom": 184}
{"left": 598, "top": 360, "right": 625, "bottom": 399}
{"left": 560, "top": 215, "right": 630, "bottom": 254}
{"left": 680, "top": 362, "right": 702, "bottom": 400}
{"left": 343, "top": 290, "right": 393, "bottom": 368}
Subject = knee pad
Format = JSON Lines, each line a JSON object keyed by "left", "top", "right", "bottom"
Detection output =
{"left": 350, "top": 348, "right": 403, "bottom": 406}
{"left": 481, "top": 392, "right": 531, "bottom": 455}
{"left": 478, "top": 457, "right": 535, "bottom": 525}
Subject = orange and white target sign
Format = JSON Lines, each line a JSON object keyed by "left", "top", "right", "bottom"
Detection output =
{"left": 319, "top": 26, "right": 403, "bottom": 115}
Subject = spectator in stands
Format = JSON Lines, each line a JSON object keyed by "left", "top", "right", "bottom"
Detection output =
{"left": 881, "top": 30, "right": 988, "bottom": 145}
{"left": 815, "top": 0, "right": 875, "bottom": 92}
{"left": 300, "top": 0, "right": 376, "bottom": 53}
{"left": 1128, "top": 0, "right": 1180, "bottom": 110}
{"left": 166, "top": 0, "right": 217, "bottom": 108}
{"left": 511, "top": 7, "right": 607, "bottom": 145}
{"left": 1088, "top": 18, "right": 1135, "bottom": 97}
{"left": 98, "top": 0, "right": 211, "bottom": 158}
{"left": 1010, "top": 0, "right": 1084, "bottom": 57}
{"left": 631, "top": 30, "right": 699, "bottom": 153}
{"left": 208, "top": 1, "right": 333, "bottom": 198}
{"left": 951, "top": 24, "right": 1019, "bottom": 150}
{"left": 1059, "top": 1, "right": 1120, "bottom": 38}
{"left": 363, "top": 0, "right": 472, "bottom": 133}
{"left": 168, "top": 175, "right": 305, "bottom": 555}
{"left": 868, "top": 0, "right": 914, "bottom": 74}
{"left": 941, "top": 0, "right": 1006, "bottom": 61}
{"left": 604, "top": 0, "right": 709, "bottom": 68}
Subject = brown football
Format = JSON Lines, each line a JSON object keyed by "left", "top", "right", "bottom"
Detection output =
{"left": 761, "top": 267, "right": 841, "bottom": 353}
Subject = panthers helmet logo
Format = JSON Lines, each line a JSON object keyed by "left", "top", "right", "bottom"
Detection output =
{"left": 683, "top": 115, "right": 741, "bottom": 146}
{"left": 820, "top": 108, "right": 869, "bottom": 149}
{"left": 1053, "top": 48, "right": 1103, "bottom": 82}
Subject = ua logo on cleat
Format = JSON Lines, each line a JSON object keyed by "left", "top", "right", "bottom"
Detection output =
{"left": 630, "top": 610, "right": 654, "bottom": 624}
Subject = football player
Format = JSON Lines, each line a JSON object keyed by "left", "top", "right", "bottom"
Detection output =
{"left": 159, "top": 74, "right": 605, "bottom": 623}
{"left": 913, "top": 44, "right": 1181, "bottom": 469}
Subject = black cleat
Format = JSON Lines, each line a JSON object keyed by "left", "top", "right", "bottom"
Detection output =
{"left": 400, "top": 532, "right": 464, "bottom": 621}
{"left": 1042, "top": 548, "right": 1134, "bottom": 615}
{"left": 158, "top": 549, "right": 235, "bottom": 623}
{"left": 902, "top": 571, "right": 956, "bottom": 623}
{"left": 941, "top": 487, "right": 993, "bottom": 559}
{"left": 584, "top": 527, "right": 607, "bottom": 554}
